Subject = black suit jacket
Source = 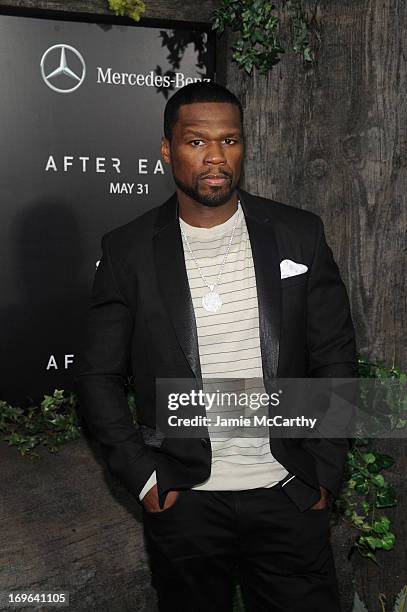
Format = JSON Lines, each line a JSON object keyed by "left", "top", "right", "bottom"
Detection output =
{"left": 75, "top": 187, "right": 357, "bottom": 511}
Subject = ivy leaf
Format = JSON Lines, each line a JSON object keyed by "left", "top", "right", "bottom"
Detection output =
{"left": 381, "top": 532, "right": 396, "bottom": 550}
{"left": 355, "top": 481, "right": 370, "bottom": 495}
{"left": 376, "top": 485, "right": 397, "bottom": 508}
{"left": 393, "top": 585, "right": 407, "bottom": 612}
{"left": 363, "top": 536, "right": 384, "bottom": 550}
{"left": 363, "top": 452, "right": 376, "bottom": 464}
{"left": 372, "top": 517, "right": 390, "bottom": 533}
{"left": 352, "top": 591, "right": 369, "bottom": 612}
{"left": 372, "top": 474, "right": 386, "bottom": 488}
{"left": 303, "top": 47, "right": 313, "bottom": 61}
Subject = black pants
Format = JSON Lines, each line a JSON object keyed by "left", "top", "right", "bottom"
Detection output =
{"left": 141, "top": 483, "right": 341, "bottom": 612}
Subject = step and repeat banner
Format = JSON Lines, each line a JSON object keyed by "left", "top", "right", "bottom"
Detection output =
{"left": 0, "top": 10, "right": 215, "bottom": 405}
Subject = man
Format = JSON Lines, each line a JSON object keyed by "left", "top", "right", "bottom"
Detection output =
{"left": 75, "top": 81, "right": 357, "bottom": 612}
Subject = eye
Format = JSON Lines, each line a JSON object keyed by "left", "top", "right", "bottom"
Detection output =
{"left": 189, "top": 138, "right": 238, "bottom": 146}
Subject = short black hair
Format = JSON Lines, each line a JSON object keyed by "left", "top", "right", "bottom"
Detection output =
{"left": 163, "top": 81, "right": 243, "bottom": 141}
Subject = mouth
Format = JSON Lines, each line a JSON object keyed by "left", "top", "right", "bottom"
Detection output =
{"left": 200, "top": 175, "right": 230, "bottom": 186}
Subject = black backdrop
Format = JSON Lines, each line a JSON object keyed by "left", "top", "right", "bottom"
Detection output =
{"left": 0, "top": 9, "right": 215, "bottom": 405}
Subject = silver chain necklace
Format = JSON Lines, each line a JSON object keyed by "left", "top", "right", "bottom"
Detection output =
{"left": 179, "top": 200, "right": 241, "bottom": 313}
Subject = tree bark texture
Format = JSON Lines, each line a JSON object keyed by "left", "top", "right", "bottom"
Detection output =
{"left": 217, "top": 0, "right": 407, "bottom": 372}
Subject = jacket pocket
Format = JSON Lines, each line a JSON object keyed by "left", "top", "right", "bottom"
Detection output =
{"left": 281, "top": 273, "right": 308, "bottom": 289}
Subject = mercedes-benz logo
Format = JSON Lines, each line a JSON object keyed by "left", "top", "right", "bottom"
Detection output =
{"left": 40, "top": 44, "right": 86, "bottom": 93}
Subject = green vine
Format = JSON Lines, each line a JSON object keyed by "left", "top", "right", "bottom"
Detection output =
{"left": 333, "top": 358, "right": 406, "bottom": 563}
{"left": 211, "top": 0, "right": 317, "bottom": 74}
{"left": 1, "top": 358, "right": 405, "bottom": 565}
{"left": 337, "top": 442, "right": 397, "bottom": 562}
{"left": 107, "top": 0, "right": 146, "bottom": 22}
{"left": 0, "top": 389, "right": 81, "bottom": 457}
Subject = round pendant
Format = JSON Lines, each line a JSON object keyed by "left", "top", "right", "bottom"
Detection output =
{"left": 202, "top": 290, "right": 222, "bottom": 313}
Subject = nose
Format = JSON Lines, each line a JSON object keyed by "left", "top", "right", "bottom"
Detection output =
{"left": 204, "top": 141, "right": 227, "bottom": 165}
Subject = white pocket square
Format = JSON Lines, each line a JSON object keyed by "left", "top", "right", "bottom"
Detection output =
{"left": 280, "top": 259, "right": 308, "bottom": 279}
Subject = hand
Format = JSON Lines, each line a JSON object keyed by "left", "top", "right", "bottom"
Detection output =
{"left": 310, "top": 485, "right": 330, "bottom": 510}
{"left": 142, "top": 484, "right": 180, "bottom": 513}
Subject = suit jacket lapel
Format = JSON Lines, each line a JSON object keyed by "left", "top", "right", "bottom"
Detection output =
{"left": 153, "top": 192, "right": 202, "bottom": 381}
{"left": 237, "top": 187, "right": 281, "bottom": 382}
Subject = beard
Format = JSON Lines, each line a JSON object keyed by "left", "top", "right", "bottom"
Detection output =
{"left": 172, "top": 171, "right": 235, "bottom": 207}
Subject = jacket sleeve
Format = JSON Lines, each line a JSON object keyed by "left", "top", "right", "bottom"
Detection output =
{"left": 302, "top": 215, "right": 357, "bottom": 497}
{"left": 74, "top": 233, "right": 157, "bottom": 502}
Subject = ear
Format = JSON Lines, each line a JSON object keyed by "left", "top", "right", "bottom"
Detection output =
{"left": 161, "top": 136, "right": 171, "bottom": 165}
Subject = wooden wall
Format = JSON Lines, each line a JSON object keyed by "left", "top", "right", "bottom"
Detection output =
{"left": 217, "top": 0, "right": 407, "bottom": 372}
